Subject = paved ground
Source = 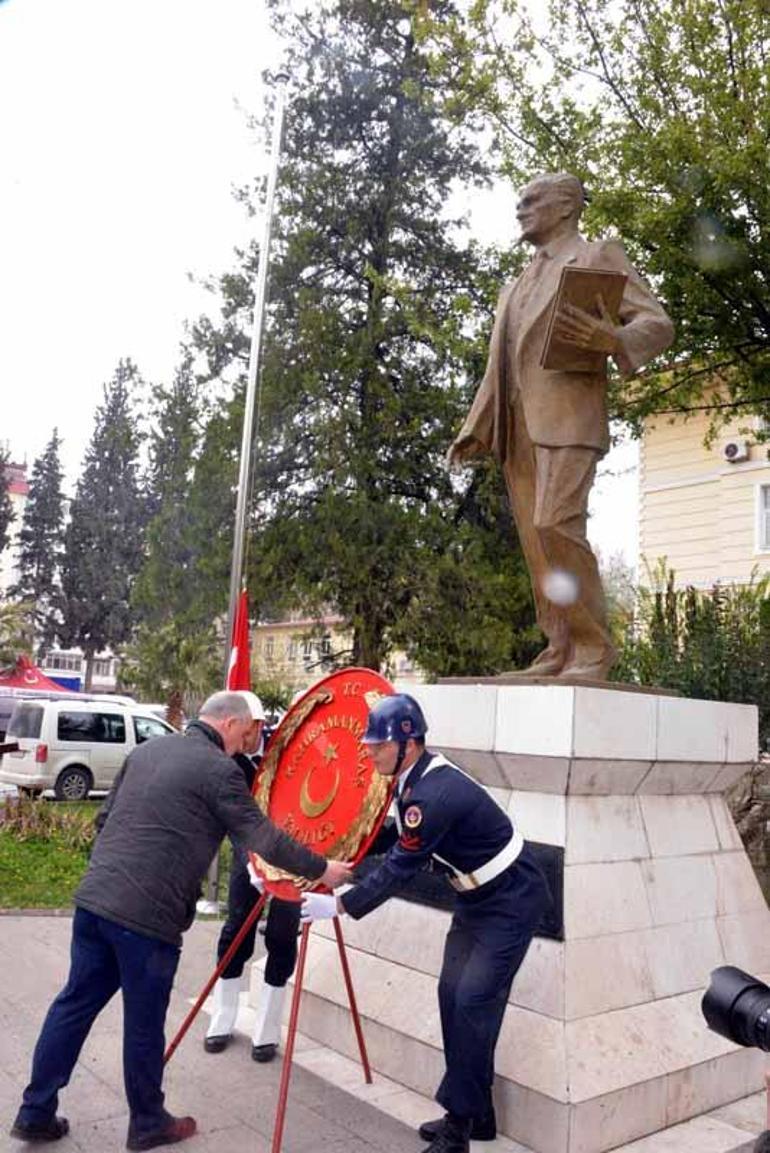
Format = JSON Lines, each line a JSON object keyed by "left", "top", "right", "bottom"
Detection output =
{"left": 0, "top": 914, "right": 766, "bottom": 1153}
{"left": 0, "top": 914, "right": 425, "bottom": 1153}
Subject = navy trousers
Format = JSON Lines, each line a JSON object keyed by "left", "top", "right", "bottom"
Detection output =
{"left": 16, "top": 907, "right": 180, "bottom": 1141}
{"left": 216, "top": 848, "right": 300, "bottom": 986}
{"left": 435, "top": 847, "right": 551, "bottom": 1119}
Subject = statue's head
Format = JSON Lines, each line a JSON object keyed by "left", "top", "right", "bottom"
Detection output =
{"left": 517, "top": 172, "right": 586, "bottom": 245}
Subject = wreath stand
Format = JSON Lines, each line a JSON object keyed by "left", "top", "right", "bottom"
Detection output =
{"left": 164, "top": 897, "right": 372, "bottom": 1153}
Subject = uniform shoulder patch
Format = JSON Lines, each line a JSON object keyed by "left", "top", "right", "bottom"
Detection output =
{"left": 404, "top": 804, "right": 422, "bottom": 829}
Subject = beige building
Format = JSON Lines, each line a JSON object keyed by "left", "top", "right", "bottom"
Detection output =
{"left": 252, "top": 612, "right": 422, "bottom": 694}
{"left": 640, "top": 405, "right": 770, "bottom": 586}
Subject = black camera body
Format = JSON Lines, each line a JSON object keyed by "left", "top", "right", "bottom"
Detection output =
{"left": 702, "top": 967, "right": 770, "bottom": 1153}
{"left": 702, "top": 966, "right": 770, "bottom": 1051}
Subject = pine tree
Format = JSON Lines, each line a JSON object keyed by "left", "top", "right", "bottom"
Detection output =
{"left": 58, "top": 360, "right": 147, "bottom": 688}
{"left": 130, "top": 351, "right": 220, "bottom": 714}
{"left": 191, "top": 0, "right": 536, "bottom": 672}
{"left": 10, "top": 430, "right": 65, "bottom": 653}
{"left": 133, "top": 350, "right": 200, "bottom": 628}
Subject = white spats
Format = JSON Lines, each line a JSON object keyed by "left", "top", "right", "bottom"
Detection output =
{"left": 251, "top": 978, "right": 287, "bottom": 1048}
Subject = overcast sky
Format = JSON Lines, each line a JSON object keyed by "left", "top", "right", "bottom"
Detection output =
{"left": 0, "top": 0, "right": 636, "bottom": 566}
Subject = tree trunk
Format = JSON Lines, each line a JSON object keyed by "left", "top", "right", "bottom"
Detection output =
{"left": 83, "top": 650, "right": 95, "bottom": 692}
{"left": 166, "top": 688, "right": 184, "bottom": 731}
{"left": 352, "top": 619, "right": 385, "bottom": 672}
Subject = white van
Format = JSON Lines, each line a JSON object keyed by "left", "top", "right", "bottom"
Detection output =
{"left": 0, "top": 698, "right": 174, "bottom": 800}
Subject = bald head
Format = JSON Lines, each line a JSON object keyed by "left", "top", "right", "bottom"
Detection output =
{"left": 517, "top": 172, "right": 586, "bottom": 247}
{"left": 198, "top": 691, "right": 254, "bottom": 756}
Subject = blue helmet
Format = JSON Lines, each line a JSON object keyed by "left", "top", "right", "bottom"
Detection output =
{"left": 362, "top": 694, "right": 428, "bottom": 744}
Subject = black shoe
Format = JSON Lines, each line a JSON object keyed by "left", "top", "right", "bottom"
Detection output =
{"left": 421, "top": 1115, "right": 470, "bottom": 1153}
{"left": 126, "top": 1114, "right": 196, "bottom": 1150}
{"left": 252, "top": 1042, "right": 278, "bottom": 1063}
{"left": 419, "top": 1110, "right": 496, "bottom": 1143}
{"left": 203, "top": 1033, "right": 230, "bottom": 1053}
{"left": 9, "top": 1115, "right": 69, "bottom": 1142}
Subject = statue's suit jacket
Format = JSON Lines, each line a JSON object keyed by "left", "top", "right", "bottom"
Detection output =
{"left": 454, "top": 234, "right": 674, "bottom": 464}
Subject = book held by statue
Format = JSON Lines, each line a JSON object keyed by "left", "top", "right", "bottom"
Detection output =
{"left": 540, "top": 265, "right": 627, "bottom": 372}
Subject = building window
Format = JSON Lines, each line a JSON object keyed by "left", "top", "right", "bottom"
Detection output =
{"left": 320, "top": 634, "right": 332, "bottom": 657}
{"left": 265, "top": 637, "right": 275, "bottom": 661}
{"left": 287, "top": 638, "right": 298, "bottom": 662}
{"left": 302, "top": 639, "right": 313, "bottom": 662}
{"left": 44, "top": 652, "right": 83, "bottom": 673}
{"left": 92, "top": 659, "right": 112, "bottom": 678}
{"left": 757, "top": 485, "right": 770, "bottom": 552}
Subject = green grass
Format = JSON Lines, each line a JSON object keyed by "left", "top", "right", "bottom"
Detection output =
{"left": 0, "top": 832, "right": 91, "bottom": 908}
{"left": 0, "top": 799, "right": 97, "bottom": 908}
{"left": 0, "top": 799, "right": 233, "bottom": 911}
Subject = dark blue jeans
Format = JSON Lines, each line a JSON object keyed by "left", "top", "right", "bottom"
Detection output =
{"left": 16, "top": 907, "right": 180, "bottom": 1140}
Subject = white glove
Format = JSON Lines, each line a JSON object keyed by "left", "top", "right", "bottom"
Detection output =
{"left": 300, "top": 892, "right": 338, "bottom": 923}
{"left": 246, "top": 861, "right": 264, "bottom": 892}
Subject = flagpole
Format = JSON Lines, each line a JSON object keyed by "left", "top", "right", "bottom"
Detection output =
{"left": 224, "top": 69, "right": 290, "bottom": 678}
{"left": 200, "top": 71, "right": 290, "bottom": 913}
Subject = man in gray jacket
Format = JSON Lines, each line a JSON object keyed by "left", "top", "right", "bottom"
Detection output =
{"left": 10, "top": 691, "right": 350, "bottom": 1151}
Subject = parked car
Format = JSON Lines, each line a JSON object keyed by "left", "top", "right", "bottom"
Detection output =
{"left": 0, "top": 688, "right": 135, "bottom": 744}
{"left": 0, "top": 698, "right": 175, "bottom": 800}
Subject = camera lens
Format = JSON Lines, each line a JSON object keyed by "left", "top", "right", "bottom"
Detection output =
{"left": 702, "top": 966, "right": 770, "bottom": 1052}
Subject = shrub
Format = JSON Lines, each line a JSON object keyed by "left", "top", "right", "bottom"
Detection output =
{"left": 0, "top": 796, "right": 97, "bottom": 853}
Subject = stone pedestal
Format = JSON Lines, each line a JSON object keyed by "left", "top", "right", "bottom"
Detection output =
{"left": 249, "top": 684, "right": 770, "bottom": 1153}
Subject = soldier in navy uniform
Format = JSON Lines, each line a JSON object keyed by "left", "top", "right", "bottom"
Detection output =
{"left": 301, "top": 694, "right": 552, "bottom": 1153}
{"left": 204, "top": 691, "right": 301, "bottom": 1062}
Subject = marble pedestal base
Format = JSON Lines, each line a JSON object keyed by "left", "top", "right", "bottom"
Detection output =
{"left": 249, "top": 684, "right": 770, "bottom": 1153}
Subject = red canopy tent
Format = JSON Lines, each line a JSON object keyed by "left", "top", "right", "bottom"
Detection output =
{"left": 0, "top": 654, "right": 74, "bottom": 693}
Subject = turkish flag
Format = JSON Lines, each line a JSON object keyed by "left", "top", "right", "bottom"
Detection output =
{"left": 226, "top": 589, "right": 252, "bottom": 690}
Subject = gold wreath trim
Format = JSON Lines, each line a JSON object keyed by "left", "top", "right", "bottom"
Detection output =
{"left": 250, "top": 687, "right": 389, "bottom": 891}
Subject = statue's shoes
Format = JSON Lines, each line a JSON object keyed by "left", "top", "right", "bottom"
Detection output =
{"left": 504, "top": 646, "right": 569, "bottom": 677}
{"left": 558, "top": 646, "right": 617, "bottom": 682}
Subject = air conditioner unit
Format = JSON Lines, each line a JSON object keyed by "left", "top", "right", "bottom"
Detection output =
{"left": 723, "top": 439, "right": 749, "bottom": 463}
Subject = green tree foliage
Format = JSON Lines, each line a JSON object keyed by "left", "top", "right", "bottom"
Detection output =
{"left": 613, "top": 565, "right": 770, "bottom": 745}
{"left": 0, "top": 602, "right": 34, "bottom": 668}
{"left": 58, "top": 360, "right": 147, "bottom": 689}
{"left": 395, "top": 461, "right": 541, "bottom": 675}
{"left": 191, "top": 0, "right": 536, "bottom": 673}
{"left": 119, "top": 620, "right": 219, "bottom": 729}
{"left": 130, "top": 351, "right": 222, "bottom": 714}
{"left": 10, "top": 430, "right": 65, "bottom": 653}
{"left": 0, "top": 445, "right": 16, "bottom": 560}
{"left": 423, "top": 0, "right": 770, "bottom": 431}
{"left": 252, "top": 677, "right": 294, "bottom": 716}
{"left": 133, "top": 350, "right": 200, "bottom": 628}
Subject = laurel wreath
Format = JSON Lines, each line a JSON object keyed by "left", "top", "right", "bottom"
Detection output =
{"left": 250, "top": 687, "right": 390, "bottom": 891}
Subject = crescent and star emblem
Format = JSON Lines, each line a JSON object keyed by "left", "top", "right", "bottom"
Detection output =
{"left": 299, "top": 742, "right": 341, "bottom": 818}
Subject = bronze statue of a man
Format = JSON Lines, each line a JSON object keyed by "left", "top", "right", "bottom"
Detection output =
{"left": 449, "top": 173, "right": 674, "bottom": 680}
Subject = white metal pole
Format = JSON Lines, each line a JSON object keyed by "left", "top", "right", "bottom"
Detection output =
{"left": 200, "top": 73, "right": 290, "bottom": 913}
{"left": 222, "top": 71, "right": 290, "bottom": 676}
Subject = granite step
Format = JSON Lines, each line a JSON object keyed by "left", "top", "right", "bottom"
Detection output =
{"left": 203, "top": 994, "right": 765, "bottom": 1153}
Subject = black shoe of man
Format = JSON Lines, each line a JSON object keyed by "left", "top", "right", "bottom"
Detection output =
{"left": 203, "top": 1034, "right": 230, "bottom": 1054}
{"left": 126, "top": 1114, "right": 197, "bottom": 1150}
{"left": 420, "top": 1114, "right": 471, "bottom": 1153}
{"left": 252, "top": 1042, "right": 278, "bottom": 1063}
{"left": 419, "top": 1109, "right": 496, "bottom": 1143}
{"left": 9, "top": 1115, "right": 69, "bottom": 1143}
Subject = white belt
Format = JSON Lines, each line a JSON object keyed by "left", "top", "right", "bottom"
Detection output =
{"left": 435, "top": 827, "right": 524, "bottom": 893}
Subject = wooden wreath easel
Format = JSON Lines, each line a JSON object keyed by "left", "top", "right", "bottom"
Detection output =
{"left": 164, "top": 893, "right": 372, "bottom": 1153}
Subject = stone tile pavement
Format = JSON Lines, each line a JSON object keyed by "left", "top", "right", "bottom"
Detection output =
{"left": 0, "top": 914, "right": 766, "bottom": 1153}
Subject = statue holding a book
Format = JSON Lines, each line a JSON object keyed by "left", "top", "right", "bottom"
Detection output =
{"left": 448, "top": 172, "right": 674, "bottom": 681}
